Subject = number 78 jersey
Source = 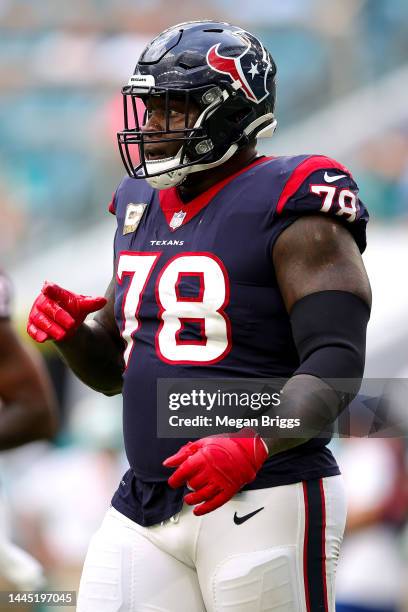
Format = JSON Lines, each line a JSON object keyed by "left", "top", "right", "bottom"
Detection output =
{"left": 118, "top": 250, "right": 230, "bottom": 366}
{"left": 110, "top": 154, "right": 368, "bottom": 480}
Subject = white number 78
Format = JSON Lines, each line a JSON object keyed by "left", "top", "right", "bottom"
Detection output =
{"left": 117, "top": 252, "right": 231, "bottom": 366}
{"left": 310, "top": 185, "right": 357, "bottom": 222}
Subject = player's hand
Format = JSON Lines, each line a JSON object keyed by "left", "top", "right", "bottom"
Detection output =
{"left": 163, "top": 428, "right": 269, "bottom": 516}
{"left": 27, "top": 282, "right": 107, "bottom": 343}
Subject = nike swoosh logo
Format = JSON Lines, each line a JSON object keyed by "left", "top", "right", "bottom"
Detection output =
{"left": 324, "top": 171, "right": 347, "bottom": 183}
{"left": 233, "top": 507, "right": 264, "bottom": 525}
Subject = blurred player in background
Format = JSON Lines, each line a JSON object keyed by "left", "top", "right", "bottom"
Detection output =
{"left": 27, "top": 21, "right": 371, "bottom": 611}
{"left": 11, "top": 392, "right": 124, "bottom": 603}
{"left": 0, "top": 269, "right": 57, "bottom": 591}
{"left": 336, "top": 437, "right": 408, "bottom": 612}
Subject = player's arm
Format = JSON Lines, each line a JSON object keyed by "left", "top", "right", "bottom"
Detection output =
{"left": 0, "top": 319, "right": 57, "bottom": 449}
{"left": 56, "top": 276, "right": 125, "bottom": 395}
{"left": 263, "top": 214, "right": 371, "bottom": 456}
{"left": 27, "top": 276, "right": 125, "bottom": 396}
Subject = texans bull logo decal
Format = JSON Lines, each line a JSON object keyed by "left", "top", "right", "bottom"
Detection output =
{"left": 206, "top": 36, "right": 271, "bottom": 104}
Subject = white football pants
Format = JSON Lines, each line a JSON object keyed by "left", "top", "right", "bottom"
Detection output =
{"left": 77, "top": 476, "right": 346, "bottom": 612}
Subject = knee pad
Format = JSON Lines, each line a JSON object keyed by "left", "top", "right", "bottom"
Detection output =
{"left": 212, "top": 547, "right": 301, "bottom": 612}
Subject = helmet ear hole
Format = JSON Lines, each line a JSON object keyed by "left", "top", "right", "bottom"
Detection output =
{"left": 227, "top": 108, "right": 252, "bottom": 124}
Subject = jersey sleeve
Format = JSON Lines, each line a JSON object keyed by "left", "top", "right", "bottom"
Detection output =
{"left": 0, "top": 271, "right": 12, "bottom": 319}
{"left": 108, "top": 191, "right": 117, "bottom": 216}
{"left": 271, "top": 155, "right": 369, "bottom": 253}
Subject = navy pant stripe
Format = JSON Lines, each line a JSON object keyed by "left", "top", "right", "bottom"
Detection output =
{"left": 302, "top": 479, "right": 328, "bottom": 612}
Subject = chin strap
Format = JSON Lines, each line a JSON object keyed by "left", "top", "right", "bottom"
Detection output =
{"left": 143, "top": 113, "right": 277, "bottom": 191}
{"left": 145, "top": 164, "right": 189, "bottom": 190}
{"left": 145, "top": 142, "right": 240, "bottom": 190}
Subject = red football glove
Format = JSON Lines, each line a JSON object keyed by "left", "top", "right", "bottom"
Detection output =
{"left": 163, "top": 429, "right": 269, "bottom": 516}
{"left": 27, "top": 282, "right": 107, "bottom": 343}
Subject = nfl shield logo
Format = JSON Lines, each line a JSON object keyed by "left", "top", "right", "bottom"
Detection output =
{"left": 170, "top": 210, "right": 186, "bottom": 230}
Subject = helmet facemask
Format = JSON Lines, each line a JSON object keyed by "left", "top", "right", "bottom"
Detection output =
{"left": 118, "top": 82, "right": 225, "bottom": 189}
{"left": 117, "top": 80, "right": 276, "bottom": 190}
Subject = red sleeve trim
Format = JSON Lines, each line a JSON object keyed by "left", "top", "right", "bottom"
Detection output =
{"left": 276, "top": 155, "right": 352, "bottom": 214}
{"left": 108, "top": 193, "right": 116, "bottom": 215}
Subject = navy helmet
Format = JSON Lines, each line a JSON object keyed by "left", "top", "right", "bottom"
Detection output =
{"left": 118, "top": 21, "right": 277, "bottom": 189}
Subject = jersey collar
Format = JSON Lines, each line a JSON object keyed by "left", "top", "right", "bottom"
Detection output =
{"left": 159, "top": 156, "right": 272, "bottom": 231}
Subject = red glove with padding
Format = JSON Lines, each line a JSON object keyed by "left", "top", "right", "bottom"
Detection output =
{"left": 163, "top": 428, "right": 268, "bottom": 516}
{"left": 27, "top": 282, "right": 106, "bottom": 343}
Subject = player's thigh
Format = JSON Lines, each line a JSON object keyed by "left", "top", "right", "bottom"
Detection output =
{"left": 77, "top": 507, "right": 205, "bottom": 612}
{"left": 196, "top": 475, "right": 346, "bottom": 612}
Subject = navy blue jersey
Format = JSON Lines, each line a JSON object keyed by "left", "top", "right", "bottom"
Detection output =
{"left": 110, "top": 154, "right": 368, "bottom": 525}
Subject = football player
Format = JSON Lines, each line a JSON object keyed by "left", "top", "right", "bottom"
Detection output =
{"left": 27, "top": 22, "right": 371, "bottom": 611}
{"left": 0, "top": 269, "right": 57, "bottom": 590}
{"left": 0, "top": 270, "right": 56, "bottom": 448}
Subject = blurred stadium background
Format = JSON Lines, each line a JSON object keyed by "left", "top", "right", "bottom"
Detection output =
{"left": 1, "top": 0, "right": 408, "bottom": 610}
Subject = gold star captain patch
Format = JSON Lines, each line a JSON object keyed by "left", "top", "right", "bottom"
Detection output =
{"left": 123, "top": 203, "right": 147, "bottom": 235}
